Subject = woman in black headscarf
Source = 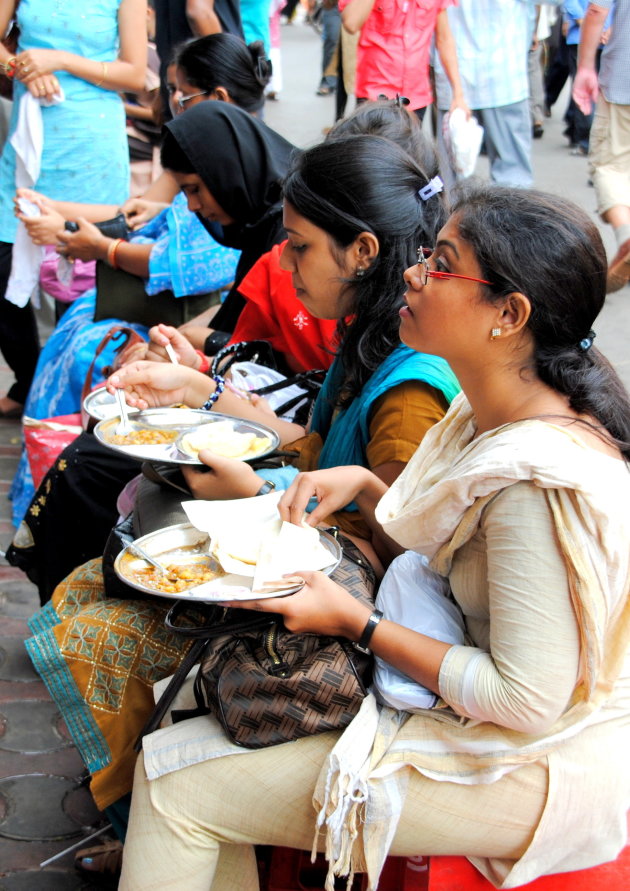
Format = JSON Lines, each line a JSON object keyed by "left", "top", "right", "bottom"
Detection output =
{"left": 160, "top": 101, "right": 295, "bottom": 344}
{"left": 7, "top": 102, "right": 296, "bottom": 605}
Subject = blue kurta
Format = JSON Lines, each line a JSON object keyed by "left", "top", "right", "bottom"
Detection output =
{"left": 0, "top": 0, "right": 129, "bottom": 243}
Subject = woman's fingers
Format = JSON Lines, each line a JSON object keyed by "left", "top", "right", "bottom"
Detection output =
{"left": 277, "top": 474, "right": 322, "bottom": 526}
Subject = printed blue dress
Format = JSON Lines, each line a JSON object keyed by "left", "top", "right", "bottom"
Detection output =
{"left": 0, "top": 0, "right": 129, "bottom": 243}
{"left": 9, "top": 194, "right": 240, "bottom": 527}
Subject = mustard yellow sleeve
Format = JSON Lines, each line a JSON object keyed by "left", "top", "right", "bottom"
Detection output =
{"left": 365, "top": 380, "right": 449, "bottom": 470}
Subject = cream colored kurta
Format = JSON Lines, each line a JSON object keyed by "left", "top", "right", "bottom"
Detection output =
{"left": 142, "top": 394, "right": 630, "bottom": 889}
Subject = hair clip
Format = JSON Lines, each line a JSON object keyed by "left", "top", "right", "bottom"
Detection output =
{"left": 256, "top": 56, "right": 271, "bottom": 83}
{"left": 376, "top": 93, "right": 410, "bottom": 107}
{"left": 579, "top": 330, "right": 596, "bottom": 351}
{"left": 418, "top": 176, "right": 444, "bottom": 201}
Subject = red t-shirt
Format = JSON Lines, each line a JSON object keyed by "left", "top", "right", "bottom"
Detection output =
{"left": 229, "top": 242, "right": 338, "bottom": 374}
{"left": 339, "top": 0, "right": 454, "bottom": 111}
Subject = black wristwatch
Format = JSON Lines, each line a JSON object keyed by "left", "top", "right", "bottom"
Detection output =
{"left": 353, "top": 609, "right": 383, "bottom": 654}
{"left": 256, "top": 480, "right": 276, "bottom": 496}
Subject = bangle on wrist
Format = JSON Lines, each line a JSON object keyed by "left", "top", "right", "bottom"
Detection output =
{"left": 95, "top": 60, "right": 108, "bottom": 88}
{"left": 200, "top": 375, "right": 225, "bottom": 411}
{"left": 194, "top": 349, "right": 210, "bottom": 374}
{"left": 0, "top": 57, "right": 17, "bottom": 77}
{"left": 353, "top": 609, "right": 383, "bottom": 654}
{"left": 106, "top": 238, "right": 123, "bottom": 269}
{"left": 256, "top": 479, "right": 276, "bottom": 496}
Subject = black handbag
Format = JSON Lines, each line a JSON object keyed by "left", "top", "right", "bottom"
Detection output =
{"left": 93, "top": 262, "right": 219, "bottom": 328}
{"left": 136, "top": 532, "right": 377, "bottom": 750}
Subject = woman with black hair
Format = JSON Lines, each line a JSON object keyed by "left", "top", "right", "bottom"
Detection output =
{"left": 25, "top": 134, "right": 458, "bottom": 839}
{"left": 8, "top": 99, "right": 294, "bottom": 596}
{"left": 173, "top": 32, "right": 271, "bottom": 116}
{"left": 112, "top": 133, "right": 458, "bottom": 554}
{"left": 119, "top": 185, "right": 630, "bottom": 891}
{"left": 159, "top": 100, "right": 293, "bottom": 342}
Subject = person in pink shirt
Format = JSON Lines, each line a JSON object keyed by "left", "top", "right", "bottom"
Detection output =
{"left": 339, "top": 0, "right": 468, "bottom": 118}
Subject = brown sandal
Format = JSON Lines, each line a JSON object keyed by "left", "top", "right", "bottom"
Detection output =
{"left": 606, "top": 251, "right": 630, "bottom": 293}
{"left": 75, "top": 838, "right": 123, "bottom": 883}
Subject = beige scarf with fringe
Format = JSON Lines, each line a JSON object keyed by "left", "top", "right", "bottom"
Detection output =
{"left": 312, "top": 394, "right": 630, "bottom": 890}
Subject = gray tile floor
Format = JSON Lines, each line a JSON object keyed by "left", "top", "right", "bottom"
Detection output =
{"left": 1, "top": 16, "right": 629, "bottom": 889}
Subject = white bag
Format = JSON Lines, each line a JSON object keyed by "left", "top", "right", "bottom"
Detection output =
{"left": 372, "top": 551, "right": 466, "bottom": 711}
{"left": 442, "top": 107, "right": 484, "bottom": 180}
{"left": 228, "top": 361, "right": 310, "bottom": 420}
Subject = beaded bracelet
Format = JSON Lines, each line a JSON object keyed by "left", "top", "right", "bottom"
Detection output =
{"left": 200, "top": 375, "right": 225, "bottom": 411}
{"left": 194, "top": 349, "right": 210, "bottom": 374}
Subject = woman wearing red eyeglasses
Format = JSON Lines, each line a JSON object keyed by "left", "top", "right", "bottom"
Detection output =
{"left": 120, "top": 185, "right": 630, "bottom": 891}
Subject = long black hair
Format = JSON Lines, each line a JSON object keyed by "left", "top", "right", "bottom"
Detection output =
{"left": 452, "top": 184, "right": 630, "bottom": 457}
{"left": 174, "top": 33, "right": 271, "bottom": 114}
{"left": 283, "top": 134, "right": 446, "bottom": 405}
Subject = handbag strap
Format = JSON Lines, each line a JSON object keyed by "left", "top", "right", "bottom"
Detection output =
{"left": 251, "top": 369, "right": 326, "bottom": 398}
{"left": 134, "top": 636, "right": 208, "bottom": 750}
{"left": 80, "top": 325, "right": 145, "bottom": 429}
{"left": 210, "top": 339, "right": 278, "bottom": 377}
{"left": 140, "top": 461, "right": 192, "bottom": 496}
{"left": 164, "top": 599, "right": 276, "bottom": 638}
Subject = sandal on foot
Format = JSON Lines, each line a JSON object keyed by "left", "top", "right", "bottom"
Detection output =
{"left": 75, "top": 838, "right": 123, "bottom": 882}
{"left": 606, "top": 252, "right": 630, "bottom": 293}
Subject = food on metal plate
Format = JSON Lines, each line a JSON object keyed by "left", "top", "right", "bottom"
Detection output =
{"left": 108, "top": 427, "right": 178, "bottom": 446}
{"left": 127, "top": 561, "right": 225, "bottom": 594}
{"left": 178, "top": 420, "right": 272, "bottom": 460}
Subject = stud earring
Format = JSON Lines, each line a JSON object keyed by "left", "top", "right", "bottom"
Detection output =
{"left": 490, "top": 327, "right": 501, "bottom": 340}
{"left": 355, "top": 267, "right": 366, "bottom": 278}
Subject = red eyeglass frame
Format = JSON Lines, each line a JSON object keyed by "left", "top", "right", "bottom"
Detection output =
{"left": 417, "top": 247, "right": 493, "bottom": 286}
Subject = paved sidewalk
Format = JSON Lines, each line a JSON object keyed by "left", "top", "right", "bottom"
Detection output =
{"left": 1, "top": 17, "right": 629, "bottom": 890}
{"left": 0, "top": 359, "right": 108, "bottom": 890}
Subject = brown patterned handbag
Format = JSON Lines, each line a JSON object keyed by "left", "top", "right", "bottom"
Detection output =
{"left": 138, "top": 533, "right": 377, "bottom": 750}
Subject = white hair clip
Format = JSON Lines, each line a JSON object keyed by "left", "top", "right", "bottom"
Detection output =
{"left": 418, "top": 176, "right": 444, "bottom": 201}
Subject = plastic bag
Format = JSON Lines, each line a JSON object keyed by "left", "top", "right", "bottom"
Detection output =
{"left": 372, "top": 550, "right": 466, "bottom": 711}
{"left": 442, "top": 107, "right": 484, "bottom": 179}
{"left": 23, "top": 414, "right": 83, "bottom": 489}
{"left": 228, "top": 361, "right": 311, "bottom": 420}
{"left": 39, "top": 246, "right": 96, "bottom": 304}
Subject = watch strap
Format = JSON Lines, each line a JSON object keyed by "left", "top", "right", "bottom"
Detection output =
{"left": 256, "top": 480, "right": 276, "bottom": 496}
{"left": 354, "top": 609, "right": 383, "bottom": 654}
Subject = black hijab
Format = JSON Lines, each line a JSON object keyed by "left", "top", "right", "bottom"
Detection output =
{"left": 163, "top": 103, "right": 296, "bottom": 333}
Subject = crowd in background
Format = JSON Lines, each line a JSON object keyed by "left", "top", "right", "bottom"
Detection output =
{"left": 0, "top": 1, "right": 628, "bottom": 889}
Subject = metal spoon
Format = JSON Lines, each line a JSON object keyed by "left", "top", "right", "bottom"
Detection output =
{"left": 114, "top": 387, "right": 133, "bottom": 436}
{"left": 127, "top": 541, "right": 172, "bottom": 577}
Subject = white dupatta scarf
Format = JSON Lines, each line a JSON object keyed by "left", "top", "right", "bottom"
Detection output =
{"left": 313, "top": 394, "right": 630, "bottom": 890}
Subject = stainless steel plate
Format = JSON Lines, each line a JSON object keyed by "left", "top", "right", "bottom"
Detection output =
{"left": 93, "top": 408, "right": 280, "bottom": 465}
{"left": 83, "top": 385, "right": 140, "bottom": 422}
{"left": 114, "top": 522, "right": 343, "bottom": 601}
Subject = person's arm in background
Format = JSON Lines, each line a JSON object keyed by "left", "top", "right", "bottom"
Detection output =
{"left": 434, "top": 10, "right": 470, "bottom": 117}
{"left": 0, "top": 1, "right": 17, "bottom": 71}
{"left": 339, "top": 0, "right": 376, "bottom": 34}
{"left": 56, "top": 219, "right": 152, "bottom": 278}
{"left": 13, "top": 0, "right": 147, "bottom": 99}
{"left": 15, "top": 168, "right": 179, "bottom": 238}
{"left": 573, "top": 2, "right": 609, "bottom": 114}
{"left": 186, "top": 0, "right": 223, "bottom": 34}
